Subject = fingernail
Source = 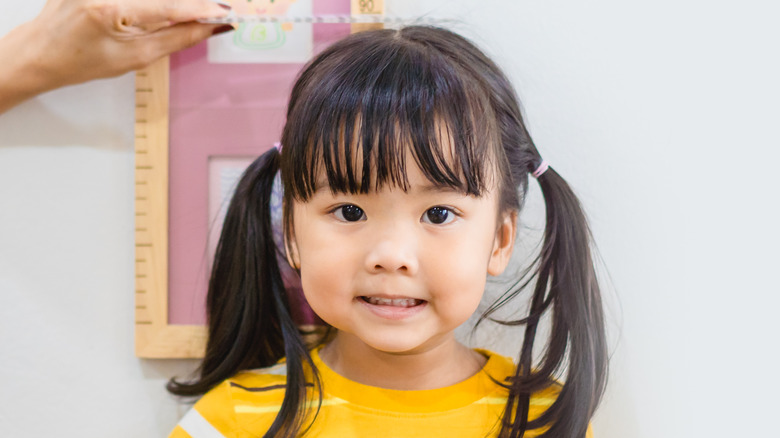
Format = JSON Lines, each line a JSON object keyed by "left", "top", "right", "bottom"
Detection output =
{"left": 213, "top": 1, "right": 232, "bottom": 10}
{"left": 212, "top": 25, "right": 234, "bottom": 36}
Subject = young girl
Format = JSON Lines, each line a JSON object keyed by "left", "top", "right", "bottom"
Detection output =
{"left": 168, "top": 25, "right": 607, "bottom": 438}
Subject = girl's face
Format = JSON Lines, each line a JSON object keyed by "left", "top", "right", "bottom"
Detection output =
{"left": 289, "top": 158, "right": 516, "bottom": 355}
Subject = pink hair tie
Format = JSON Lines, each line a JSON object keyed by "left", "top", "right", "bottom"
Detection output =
{"left": 273, "top": 141, "right": 282, "bottom": 151}
{"left": 532, "top": 159, "right": 549, "bottom": 178}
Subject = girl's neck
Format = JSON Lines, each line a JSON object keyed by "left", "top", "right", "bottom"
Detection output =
{"left": 318, "top": 332, "right": 487, "bottom": 391}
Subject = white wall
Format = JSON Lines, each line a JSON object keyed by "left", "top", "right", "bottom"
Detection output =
{"left": 2, "top": 1, "right": 778, "bottom": 436}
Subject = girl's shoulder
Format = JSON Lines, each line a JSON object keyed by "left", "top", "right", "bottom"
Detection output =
{"left": 217, "top": 361, "right": 292, "bottom": 405}
{"left": 231, "top": 361, "right": 290, "bottom": 387}
{"left": 169, "top": 363, "right": 290, "bottom": 438}
{"left": 474, "top": 349, "right": 573, "bottom": 421}
{"left": 220, "top": 361, "right": 293, "bottom": 412}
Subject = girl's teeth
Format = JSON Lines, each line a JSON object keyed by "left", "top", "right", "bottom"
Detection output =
{"left": 364, "top": 297, "right": 422, "bottom": 307}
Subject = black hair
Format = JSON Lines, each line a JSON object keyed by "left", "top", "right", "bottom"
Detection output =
{"left": 169, "top": 25, "right": 607, "bottom": 438}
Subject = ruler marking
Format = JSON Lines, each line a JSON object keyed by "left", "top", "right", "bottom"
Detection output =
{"left": 199, "top": 15, "right": 437, "bottom": 24}
{"left": 359, "top": 0, "right": 375, "bottom": 13}
{"left": 135, "top": 59, "right": 165, "bottom": 354}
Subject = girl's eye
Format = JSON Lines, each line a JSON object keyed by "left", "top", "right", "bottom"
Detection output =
{"left": 333, "top": 204, "right": 366, "bottom": 222}
{"left": 422, "top": 206, "right": 456, "bottom": 225}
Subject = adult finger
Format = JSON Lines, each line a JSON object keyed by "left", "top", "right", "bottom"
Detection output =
{"left": 141, "top": 22, "right": 229, "bottom": 63}
{"left": 125, "top": 0, "right": 228, "bottom": 26}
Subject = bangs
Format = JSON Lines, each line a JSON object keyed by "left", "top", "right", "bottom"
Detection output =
{"left": 280, "top": 27, "right": 499, "bottom": 200}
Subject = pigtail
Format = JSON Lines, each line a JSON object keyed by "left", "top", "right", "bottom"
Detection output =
{"left": 167, "top": 148, "right": 318, "bottom": 438}
{"left": 498, "top": 164, "right": 608, "bottom": 438}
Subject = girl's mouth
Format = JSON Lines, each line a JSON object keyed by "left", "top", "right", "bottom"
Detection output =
{"left": 360, "top": 296, "right": 426, "bottom": 307}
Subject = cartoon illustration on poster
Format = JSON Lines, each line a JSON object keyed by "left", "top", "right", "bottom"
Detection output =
{"left": 208, "top": 0, "right": 313, "bottom": 64}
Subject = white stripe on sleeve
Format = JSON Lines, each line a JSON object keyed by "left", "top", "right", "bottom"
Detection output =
{"left": 178, "top": 408, "right": 228, "bottom": 438}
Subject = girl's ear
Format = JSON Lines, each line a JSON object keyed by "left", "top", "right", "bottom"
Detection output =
{"left": 487, "top": 210, "right": 517, "bottom": 276}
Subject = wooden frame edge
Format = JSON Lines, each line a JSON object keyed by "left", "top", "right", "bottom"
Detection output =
{"left": 134, "top": 57, "right": 209, "bottom": 359}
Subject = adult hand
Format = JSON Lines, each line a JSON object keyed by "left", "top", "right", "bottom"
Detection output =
{"left": 0, "top": 0, "right": 231, "bottom": 113}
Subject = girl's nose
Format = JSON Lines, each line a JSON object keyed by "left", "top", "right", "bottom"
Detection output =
{"left": 364, "top": 227, "right": 419, "bottom": 275}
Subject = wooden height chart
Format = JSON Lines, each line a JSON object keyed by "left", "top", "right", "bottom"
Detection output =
{"left": 134, "top": 0, "right": 385, "bottom": 358}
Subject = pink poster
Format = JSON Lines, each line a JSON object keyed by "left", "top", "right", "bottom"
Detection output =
{"left": 167, "top": 0, "right": 351, "bottom": 325}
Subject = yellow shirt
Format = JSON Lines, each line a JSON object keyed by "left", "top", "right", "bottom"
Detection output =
{"left": 170, "top": 348, "right": 590, "bottom": 437}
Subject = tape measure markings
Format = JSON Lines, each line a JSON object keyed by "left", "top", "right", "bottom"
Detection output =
{"left": 199, "top": 14, "right": 446, "bottom": 24}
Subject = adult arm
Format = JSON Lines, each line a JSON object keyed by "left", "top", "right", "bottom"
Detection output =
{"left": 0, "top": 0, "right": 230, "bottom": 114}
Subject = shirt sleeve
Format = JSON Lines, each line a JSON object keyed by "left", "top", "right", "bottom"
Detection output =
{"left": 168, "top": 381, "right": 241, "bottom": 438}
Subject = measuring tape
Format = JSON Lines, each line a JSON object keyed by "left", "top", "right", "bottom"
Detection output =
{"left": 200, "top": 14, "right": 449, "bottom": 24}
